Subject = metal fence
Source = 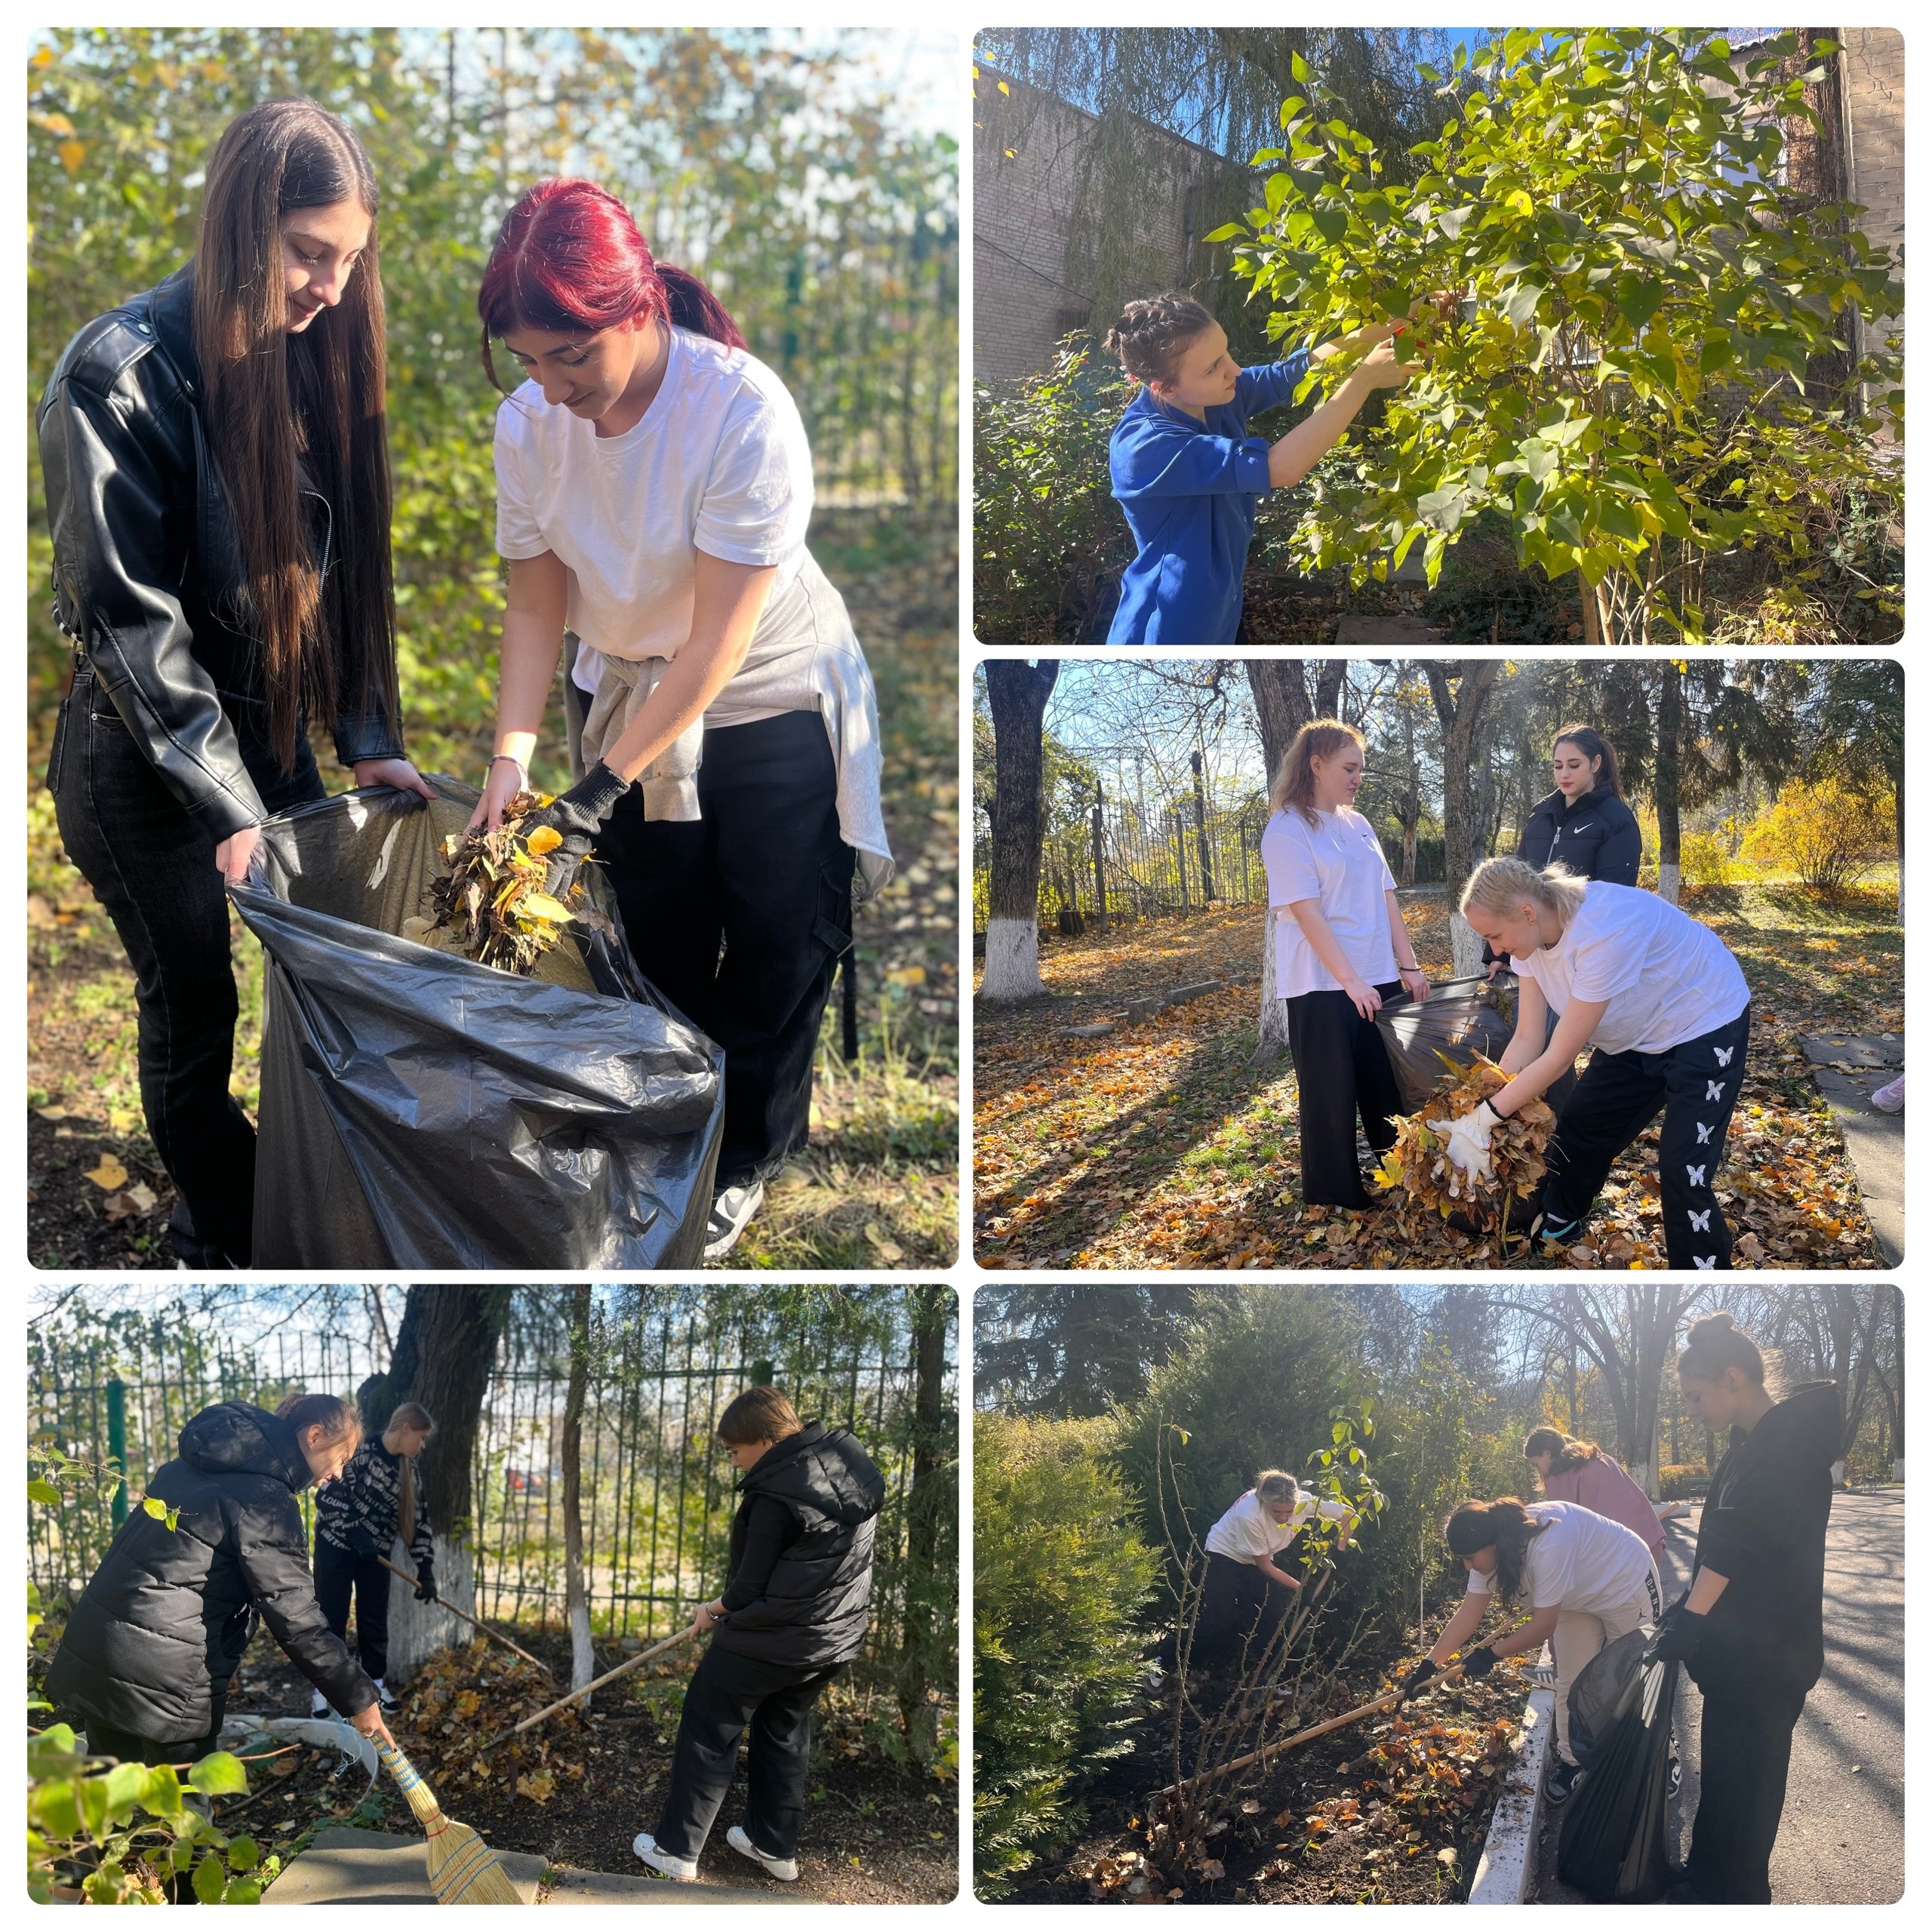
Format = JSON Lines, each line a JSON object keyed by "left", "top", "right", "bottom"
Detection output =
{"left": 26, "top": 1291, "right": 947, "bottom": 1664}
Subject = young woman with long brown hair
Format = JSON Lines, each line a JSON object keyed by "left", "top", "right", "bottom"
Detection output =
{"left": 38, "top": 100, "right": 432, "bottom": 1267}
{"left": 1521, "top": 1427, "right": 1667, "bottom": 1563}
{"left": 1260, "top": 718, "right": 1430, "bottom": 1208}
{"left": 468, "top": 180, "right": 892, "bottom": 1260}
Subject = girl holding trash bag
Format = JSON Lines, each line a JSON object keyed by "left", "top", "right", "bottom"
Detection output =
{"left": 1444, "top": 857, "right": 1752, "bottom": 1266}
{"left": 1402, "top": 1497, "right": 1660, "bottom": 1805}
{"left": 1524, "top": 1428, "right": 1670, "bottom": 1564}
{"left": 45, "top": 1395, "right": 397, "bottom": 1767}
{"left": 311, "top": 1401, "right": 436, "bottom": 1718}
{"left": 37, "top": 100, "right": 433, "bottom": 1269}
{"left": 1649, "top": 1314, "right": 1841, "bottom": 1904}
{"left": 470, "top": 179, "right": 893, "bottom": 1261}
{"left": 632, "top": 1387, "right": 885, "bottom": 1885}
{"left": 1195, "top": 1471, "right": 1358, "bottom": 1677}
{"left": 1261, "top": 720, "right": 1431, "bottom": 1209}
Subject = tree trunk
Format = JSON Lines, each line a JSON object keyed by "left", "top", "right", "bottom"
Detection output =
{"left": 379, "top": 1286, "right": 514, "bottom": 1681}
{"left": 1655, "top": 663, "right": 1684, "bottom": 904}
{"left": 561, "top": 1286, "right": 595, "bottom": 1694}
{"left": 1191, "top": 749, "right": 1214, "bottom": 901}
{"left": 1090, "top": 784, "right": 1109, "bottom": 934}
{"left": 895, "top": 1287, "right": 955, "bottom": 1768}
{"left": 1425, "top": 661, "right": 1503, "bottom": 975}
{"left": 982, "top": 661, "right": 1060, "bottom": 999}
{"left": 1251, "top": 912, "right": 1287, "bottom": 1069}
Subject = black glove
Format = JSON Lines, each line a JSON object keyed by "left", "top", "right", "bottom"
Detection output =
{"left": 521, "top": 761, "right": 630, "bottom": 894}
{"left": 1398, "top": 1658, "right": 1438, "bottom": 1698}
{"left": 1458, "top": 1644, "right": 1500, "bottom": 1680}
{"left": 1646, "top": 1605, "right": 1705, "bottom": 1664}
{"left": 414, "top": 1564, "right": 438, "bottom": 1604}
{"left": 346, "top": 1524, "right": 381, "bottom": 1559}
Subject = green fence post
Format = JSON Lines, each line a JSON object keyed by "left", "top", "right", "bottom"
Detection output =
{"left": 106, "top": 1377, "right": 128, "bottom": 1529}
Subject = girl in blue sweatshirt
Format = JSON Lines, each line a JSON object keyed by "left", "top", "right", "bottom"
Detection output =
{"left": 1103, "top": 294, "right": 1426, "bottom": 645}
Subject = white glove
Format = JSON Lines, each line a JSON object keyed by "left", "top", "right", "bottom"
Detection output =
{"left": 1428, "top": 1100, "right": 1499, "bottom": 1181}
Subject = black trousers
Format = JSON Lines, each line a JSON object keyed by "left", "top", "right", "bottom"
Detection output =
{"left": 594, "top": 712, "right": 853, "bottom": 1192}
{"left": 314, "top": 1535, "right": 392, "bottom": 1682}
{"left": 1194, "top": 1552, "right": 1297, "bottom": 1675}
{"left": 1685, "top": 1683, "right": 1808, "bottom": 1903}
{"left": 49, "top": 660, "right": 325, "bottom": 1266}
{"left": 1539, "top": 1005, "right": 1751, "bottom": 1267}
{"left": 1284, "top": 982, "right": 1404, "bottom": 1208}
{"left": 654, "top": 1646, "right": 842, "bottom": 1862}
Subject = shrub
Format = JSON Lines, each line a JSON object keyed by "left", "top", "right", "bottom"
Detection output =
{"left": 973, "top": 343, "right": 1134, "bottom": 645}
{"left": 1656, "top": 1463, "right": 1712, "bottom": 1500}
{"left": 973, "top": 1414, "right": 1160, "bottom": 1900}
{"left": 1678, "top": 830, "right": 1741, "bottom": 888}
{"left": 1740, "top": 778, "right": 1897, "bottom": 891}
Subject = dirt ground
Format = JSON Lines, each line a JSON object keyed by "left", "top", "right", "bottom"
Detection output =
{"left": 26, "top": 546, "right": 958, "bottom": 1272}
{"left": 974, "top": 884, "right": 1895, "bottom": 1271}
{"left": 41, "top": 1623, "right": 957, "bottom": 1906}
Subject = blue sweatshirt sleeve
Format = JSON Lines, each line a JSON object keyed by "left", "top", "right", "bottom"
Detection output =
{"left": 1112, "top": 415, "right": 1273, "bottom": 500}
{"left": 1234, "top": 349, "right": 1315, "bottom": 420}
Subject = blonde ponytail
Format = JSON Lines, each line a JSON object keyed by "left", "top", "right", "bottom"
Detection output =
{"left": 1460, "top": 856, "right": 1589, "bottom": 933}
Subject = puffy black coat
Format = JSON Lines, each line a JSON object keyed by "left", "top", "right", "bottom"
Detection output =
{"left": 37, "top": 266, "right": 401, "bottom": 841}
{"left": 1689, "top": 1380, "right": 1839, "bottom": 1701}
{"left": 711, "top": 1423, "right": 886, "bottom": 1672}
{"left": 1519, "top": 784, "right": 1642, "bottom": 883}
{"left": 45, "top": 1403, "right": 377, "bottom": 1743}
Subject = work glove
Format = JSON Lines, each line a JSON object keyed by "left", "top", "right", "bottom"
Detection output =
{"left": 1428, "top": 1101, "right": 1499, "bottom": 1182}
{"left": 346, "top": 1524, "right": 381, "bottom": 1559}
{"left": 414, "top": 1563, "right": 438, "bottom": 1604}
{"left": 1646, "top": 1604, "right": 1705, "bottom": 1664}
{"left": 1458, "top": 1644, "right": 1500, "bottom": 1681}
{"left": 1398, "top": 1658, "right": 1438, "bottom": 1699}
{"left": 520, "top": 761, "right": 631, "bottom": 894}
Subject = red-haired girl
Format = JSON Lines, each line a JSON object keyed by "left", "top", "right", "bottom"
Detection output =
{"left": 469, "top": 181, "right": 892, "bottom": 1259}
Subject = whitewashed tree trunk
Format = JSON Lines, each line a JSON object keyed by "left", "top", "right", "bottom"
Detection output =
{"left": 1251, "top": 912, "right": 1288, "bottom": 1068}
{"left": 1893, "top": 1458, "right": 1904, "bottom": 1482}
{"left": 1449, "top": 909, "right": 1483, "bottom": 978}
{"left": 980, "top": 915, "right": 1045, "bottom": 1001}
{"left": 383, "top": 1532, "right": 477, "bottom": 1684}
{"left": 1830, "top": 1458, "right": 1847, "bottom": 1489}
{"left": 1657, "top": 862, "right": 1682, "bottom": 906}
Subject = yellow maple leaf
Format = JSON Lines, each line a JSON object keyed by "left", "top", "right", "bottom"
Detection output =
{"left": 85, "top": 1155, "right": 128, "bottom": 1190}
{"left": 525, "top": 825, "right": 563, "bottom": 856}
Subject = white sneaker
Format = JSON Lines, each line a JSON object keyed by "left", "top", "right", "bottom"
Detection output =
{"left": 632, "top": 1834, "right": 698, "bottom": 1883}
{"left": 728, "top": 1825, "right": 798, "bottom": 1883}
{"left": 1872, "top": 1073, "right": 1904, "bottom": 1112}
{"left": 310, "top": 1690, "right": 331, "bottom": 1718}
{"left": 703, "top": 1183, "right": 764, "bottom": 1261}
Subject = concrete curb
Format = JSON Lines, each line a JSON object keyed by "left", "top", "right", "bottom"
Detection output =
{"left": 1467, "top": 1684, "right": 1554, "bottom": 1904}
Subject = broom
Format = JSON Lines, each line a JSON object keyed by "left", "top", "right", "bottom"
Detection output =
{"left": 377, "top": 1743, "right": 524, "bottom": 1904}
{"left": 373, "top": 1553, "right": 554, "bottom": 1679}
{"left": 481, "top": 1622, "right": 700, "bottom": 1752}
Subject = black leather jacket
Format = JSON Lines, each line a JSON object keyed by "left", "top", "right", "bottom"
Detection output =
{"left": 38, "top": 266, "right": 403, "bottom": 840}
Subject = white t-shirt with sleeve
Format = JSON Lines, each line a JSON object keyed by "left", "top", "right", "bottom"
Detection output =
{"left": 1512, "top": 881, "right": 1749, "bottom": 1055}
{"left": 1462, "top": 1500, "right": 1657, "bottom": 1616}
{"left": 1260, "top": 806, "right": 1399, "bottom": 998}
{"left": 1204, "top": 1489, "right": 1357, "bottom": 1565}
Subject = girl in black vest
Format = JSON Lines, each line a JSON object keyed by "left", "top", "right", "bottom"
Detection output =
{"left": 633, "top": 1387, "right": 884, "bottom": 1885}
{"left": 38, "top": 100, "right": 431, "bottom": 1267}
{"left": 1649, "top": 1314, "right": 1840, "bottom": 1903}
{"left": 45, "top": 1395, "right": 397, "bottom": 1767}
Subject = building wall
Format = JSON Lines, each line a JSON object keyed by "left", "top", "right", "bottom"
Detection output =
{"left": 1838, "top": 27, "right": 1903, "bottom": 343}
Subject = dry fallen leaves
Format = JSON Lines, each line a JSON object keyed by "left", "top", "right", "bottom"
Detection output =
{"left": 1373, "top": 1057, "right": 1555, "bottom": 1236}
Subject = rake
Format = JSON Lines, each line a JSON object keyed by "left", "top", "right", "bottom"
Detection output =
{"left": 481, "top": 1622, "right": 700, "bottom": 1752}
{"left": 374, "top": 1554, "right": 555, "bottom": 1679}
{"left": 378, "top": 1743, "right": 524, "bottom": 1904}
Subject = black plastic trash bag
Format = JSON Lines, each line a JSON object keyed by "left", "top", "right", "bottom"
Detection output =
{"left": 232, "top": 777, "right": 724, "bottom": 1268}
{"left": 1556, "top": 1651, "right": 1679, "bottom": 1903}
{"left": 1374, "top": 975, "right": 1518, "bottom": 1111}
{"left": 1565, "top": 1626, "right": 1654, "bottom": 1767}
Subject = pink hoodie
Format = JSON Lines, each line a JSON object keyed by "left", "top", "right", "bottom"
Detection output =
{"left": 1541, "top": 1452, "right": 1665, "bottom": 1561}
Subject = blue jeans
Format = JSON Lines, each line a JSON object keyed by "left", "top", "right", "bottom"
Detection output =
{"left": 48, "top": 660, "right": 325, "bottom": 1264}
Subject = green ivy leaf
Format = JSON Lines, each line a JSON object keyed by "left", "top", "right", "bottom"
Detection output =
{"left": 228, "top": 1835, "right": 260, "bottom": 1872}
{"left": 188, "top": 1750, "right": 250, "bottom": 1798}
{"left": 192, "top": 1852, "right": 229, "bottom": 1904}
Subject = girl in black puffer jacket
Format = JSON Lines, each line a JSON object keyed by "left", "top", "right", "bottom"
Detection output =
{"left": 633, "top": 1387, "right": 885, "bottom": 1886}
{"left": 45, "top": 1395, "right": 397, "bottom": 1767}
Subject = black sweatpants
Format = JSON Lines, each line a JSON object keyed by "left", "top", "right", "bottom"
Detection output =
{"left": 314, "top": 1535, "right": 393, "bottom": 1682}
{"left": 654, "top": 1647, "right": 843, "bottom": 1862}
{"left": 1284, "top": 982, "right": 1404, "bottom": 1208}
{"left": 1538, "top": 1005, "right": 1751, "bottom": 1267}
{"left": 1685, "top": 1683, "right": 1808, "bottom": 1903}
{"left": 593, "top": 712, "right": 853, "bottom": 1192}
{"left": 1194, "top": 1552, "right": 1297, "bottom": 1675}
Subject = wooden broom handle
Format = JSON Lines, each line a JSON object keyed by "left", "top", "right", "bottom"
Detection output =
{"left": 483, "top": 1623, "right": 701, "bottom": 1749}
{"left": 373, "top": 1552, "right": 553, "bottom": 1677}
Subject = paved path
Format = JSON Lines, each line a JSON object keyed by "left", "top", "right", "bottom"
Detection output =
{"left": 1531, "top": 1490, "right": 1903, "bottom": 1903}
{"left": 1798, "top": 1032, "right": 1904, "bottom": 1264}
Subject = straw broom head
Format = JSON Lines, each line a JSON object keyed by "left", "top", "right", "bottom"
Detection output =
{"left": 380, "top": 1745, "right": 524, "bottom": 1906}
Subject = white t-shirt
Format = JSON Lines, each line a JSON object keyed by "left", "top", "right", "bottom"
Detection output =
{"left": 1204, "top": 1490, "right": 1356, "bottom": 1565}
{"left": 494, "top": 326, "right": 815, "bottom": 710}
{"left": 1260, "top": 807, "right": 1399, "bottom": 998}
{"left": 1463, "top": 1500, "right": 1657, "bottom": 1615}
{"left": 1512, "top": 881, "right": 1749, "bottom": 1055}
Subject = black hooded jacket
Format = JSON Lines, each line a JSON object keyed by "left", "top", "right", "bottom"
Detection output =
{"left": 45, "top": 1403, "right": 377, "bottom": 1743}
{"left": 37, "top": 266, "right": 402, "bottom": 841}
{"left": 1485, "top": 783, "right": 1643, "bottom": 966}
{"left": 711, "top": 1422, "right": 887, "bottom": 1672}
{"left": 1688, "top": 1380, "right": 1840, "bottom": 1701}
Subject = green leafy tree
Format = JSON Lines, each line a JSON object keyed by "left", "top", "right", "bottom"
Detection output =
{"left": 1207, "top": 29, "right": 1903, "bottom": 644}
